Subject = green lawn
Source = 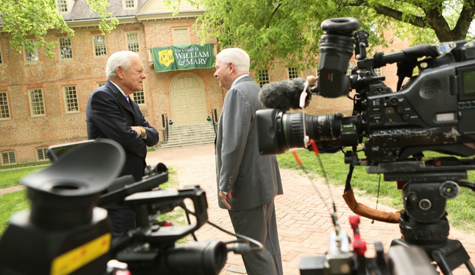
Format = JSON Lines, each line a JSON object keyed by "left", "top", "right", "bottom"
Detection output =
{"left": 276, "top": 149, "right": 475, "bottom": 233}
{"left": 0, "top": 166, "right": 46, "bottom": 189}
{"left": 0, "top": 190, "right": 29, "bottom": 235}
{"left": 0, "top": 161, "right": 49, "bottom": 170}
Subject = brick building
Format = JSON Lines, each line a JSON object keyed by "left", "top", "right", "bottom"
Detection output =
{"left": 0, "top": 0, "right": 406, "bottom": 165}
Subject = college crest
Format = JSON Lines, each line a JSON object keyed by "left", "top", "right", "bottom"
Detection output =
{"left": 158, "top": 49, "right": 174, "bottom": 67}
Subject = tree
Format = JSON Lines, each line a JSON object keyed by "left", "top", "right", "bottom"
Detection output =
{"left": 165, "top": 0, "right": 475, "bottom": 70}
{"left": 349, "top": 0, "right": 475, "bottom": 43}
{"left": 0, "top": 0, "right": 118, "bottom": 58}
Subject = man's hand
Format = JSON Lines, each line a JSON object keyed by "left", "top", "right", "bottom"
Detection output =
{"left": 219, "top": 190, "right": 232, "bottom": 210}
{"left": 131, "top": 126, "right": 141, "bottom": 135}
{"left": 131, "top": 126, "right": 146, "bottom": 138}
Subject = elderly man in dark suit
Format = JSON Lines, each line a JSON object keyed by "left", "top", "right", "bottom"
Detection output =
{"left": 86, "top": 51, "right": 159, "bottom": 237}
{"left": 214, "top": 48, "right": 284, "bottom": 275}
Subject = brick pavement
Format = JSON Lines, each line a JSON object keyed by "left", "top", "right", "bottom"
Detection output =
{"left": 149, "top": 144, "right": 475, "bottom": 275}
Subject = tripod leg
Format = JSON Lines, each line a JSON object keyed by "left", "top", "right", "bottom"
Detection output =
{"left": 465, "top": 260, "right": 475, "bottom": 275}
{"left": 432, "top": 250, "right": 453, "bottom": 275}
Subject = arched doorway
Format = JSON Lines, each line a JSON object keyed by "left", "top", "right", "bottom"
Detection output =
{"left": 169, "top": 73, "right": 208, "bottom": 126}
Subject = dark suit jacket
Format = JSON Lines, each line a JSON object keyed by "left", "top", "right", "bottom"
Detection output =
{"left": 86, "top": 80, "right": 159, "bottom": 182}
{"left": 215, "top": 76, "right": 283, "bottom": 211}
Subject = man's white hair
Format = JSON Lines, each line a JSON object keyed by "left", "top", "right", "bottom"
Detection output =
{"left": 106, "top": 51, "right": 140, "bottom": 80}
{"left": 216, "top": 48, "right": 250, "bottom": 72}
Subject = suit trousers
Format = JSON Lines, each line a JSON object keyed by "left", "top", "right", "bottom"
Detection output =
{"left": 228, "top": 201, "right": 283, "bottom": 275}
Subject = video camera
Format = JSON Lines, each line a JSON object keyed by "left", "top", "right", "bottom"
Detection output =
{"left": 257, "top": 17, "right": 475, "bottom": 164}
{"left": 0, "top": 139, "right": 260, "bottom": 275}
{"left": 257, "top": 17, "right": 475, "bottom": 274}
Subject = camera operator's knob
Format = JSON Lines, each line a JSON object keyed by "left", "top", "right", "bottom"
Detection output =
{"left": 440, "top": 181, "right": 460, "bottom": 199}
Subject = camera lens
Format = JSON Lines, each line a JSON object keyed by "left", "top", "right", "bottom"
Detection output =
{"left": 257, "top": 109, "right": 346, "bottom": 155}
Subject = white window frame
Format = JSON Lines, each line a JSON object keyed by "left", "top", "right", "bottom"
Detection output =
{"left": 1, "top": 151, "right": 16, "bottom": 166}
{"left": 374, "top": 67, "right": 383, "bottom": 76}
{"left": 126, "top": 32, "right": 140, "bottom": 53}
{"left": 57, "top": 0, "right": 68, "bottom": 13}
{"left": 288, "top": 67, "right": 299, "bottom": 80}
{"left": 28, "top": 88, "right": 46, "bottom": 117}
{"left": 24, "top": 40, "right": 39, "bottom": 63}
{"left": 63, "top": 85, "right": 79, "bottom": 113}
{"left": 36, "top": 147, "right": 49, "bottom": 161}
{"left": 132, "top": 90, "right": 145, "bottom": 105}
{"left": 93, "top": 35, "right": 107, "bottom": 57}
{"left": 123, "top": 0, "right": 137, "bottom": 9}
{"left": 257, "top": 69, "right": 270, "bottom": 88}
{"left": 59, "top": 37, "right": 73, "bottom": 59}
{"left": 0, "top": 91, "right": 10, "bottom": 120}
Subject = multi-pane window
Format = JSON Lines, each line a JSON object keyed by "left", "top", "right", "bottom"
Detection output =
{"left": 288, "top": 67, "right": 299, "bottom": 79}
{"left": 36, "top": 148, "right": 49, "bottom": 161}
{"left": 133, "top": 91, "right": 145, "bottom": 104}
{"left": 257, "top": 69, "right": 270, "bottom": 87}
{"left": 126, "top": 32, "right": 140, "bottom": 53}
{"left": 57, "top": 0, "right": 68, "bottom": 12}
{"left": 374, "top": 67, "right": 383, "bottom": 76}
{"left": 1, "top": 151, "right": 16, "bottom": 165}
{"left": 0, "top": 91, "right": 10, "bottom": 120}
{"left": 59, "top": 37, "right": 73, "bottom": 59}
{"left": 63, "top": 85, "right": 79, "bottom": 113}
{"left": 29, "top": 88, "right": 45, "bottom": 117}
{"left": 25, "top": 41, "right": 39, "bottom": 62}
{"left": 93, "top": 35, "right": 107, "bottom": 56}
{"left": 124, "top": 0, "right": 136, "bottom": 8}
{"left": 347, "top": 61, "right": 356, "bottom": 75}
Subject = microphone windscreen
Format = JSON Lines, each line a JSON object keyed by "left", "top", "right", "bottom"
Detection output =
{"left": 259, "top": 78, "right": 311, "bottom": 111}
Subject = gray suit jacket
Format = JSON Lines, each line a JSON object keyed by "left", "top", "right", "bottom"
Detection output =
{"left": 215, "top": 76, "right": 283, "bottom": 211}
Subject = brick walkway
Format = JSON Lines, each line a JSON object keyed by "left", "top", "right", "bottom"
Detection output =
{"left": 148, "top": 144, "right": 475, "bottom": 275}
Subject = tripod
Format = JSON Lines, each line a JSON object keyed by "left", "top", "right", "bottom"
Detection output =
{"left": 381, "top": 164, "right": 475, "bottom": 275}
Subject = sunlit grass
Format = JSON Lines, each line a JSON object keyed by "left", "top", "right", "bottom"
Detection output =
{"left": 0, "top": 166, "right": 47, "bottom": 189}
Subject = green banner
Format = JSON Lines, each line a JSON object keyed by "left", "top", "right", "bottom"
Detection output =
{"left": 152, "top": 43, "right": 214, "bottom": 72}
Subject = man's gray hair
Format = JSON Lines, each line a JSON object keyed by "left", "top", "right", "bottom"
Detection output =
{"left": 106, "top": 51, "right": 140, "bottom": 80}
{"left": 216, "top": 48, "right": 250, "bottom": 73}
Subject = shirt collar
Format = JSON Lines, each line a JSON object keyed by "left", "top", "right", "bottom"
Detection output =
{"left": 231, "top": 74, "right": 249, "bottom": 89}
{"left": 110, "top": 80, "right": 127, "bottom": 98}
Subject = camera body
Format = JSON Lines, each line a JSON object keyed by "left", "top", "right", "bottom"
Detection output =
{"left": 257, "top": 17, "right": 475, "bottom": 166}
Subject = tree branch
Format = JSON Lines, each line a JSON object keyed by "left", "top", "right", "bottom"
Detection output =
{"left": 453, "top": 0, "right": 475, "bottom": 39}
{"left": 343, "top": 0, "right": 426, "bottom": 27}
{"left": 266, "top": 3, "right": 281, "bottom": 28}
{"left": 372, "top": 5, "right": 426, "bottom": 28}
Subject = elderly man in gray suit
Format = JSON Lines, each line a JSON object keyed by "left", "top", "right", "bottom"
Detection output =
{"left": 214, "top": 48, "right": 284, "bottom": 275}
